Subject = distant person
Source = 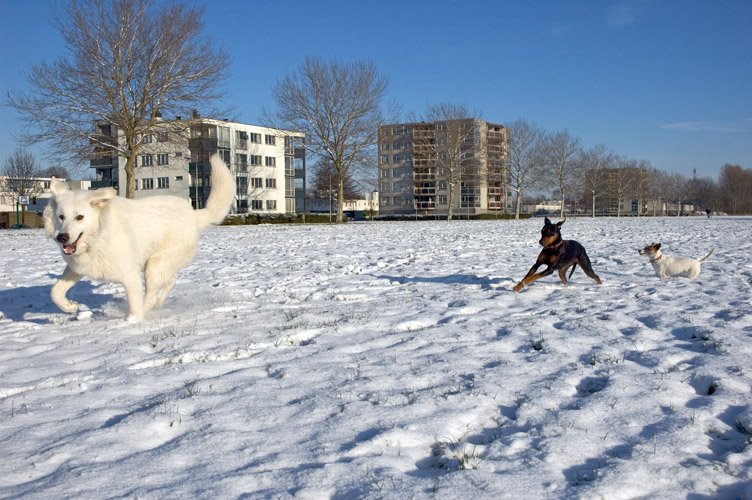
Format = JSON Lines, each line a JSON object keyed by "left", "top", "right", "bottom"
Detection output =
{"left": 706, "top": 208, "right": 711, "bottom": 219}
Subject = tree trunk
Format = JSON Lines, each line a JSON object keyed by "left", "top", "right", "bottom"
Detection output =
{"left": 125, "top": 154, "right": 137, "bottom": 199}
{"left": 446, "top": 183, "right": 454, "bottom": 221}
{"left": 514, "top": 188, "right": 522, "bottom": 220}
{"left": 336, "top": 176, "right": 345, "bottom": 223}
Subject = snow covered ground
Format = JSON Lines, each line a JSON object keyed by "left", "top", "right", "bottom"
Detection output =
{"left": 1, "top": 216, "right": 751, "bottom": 499}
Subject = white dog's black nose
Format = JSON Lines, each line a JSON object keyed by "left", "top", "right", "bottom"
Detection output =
{"left": 57, "top": 233, "right": 70, "bottom": 244}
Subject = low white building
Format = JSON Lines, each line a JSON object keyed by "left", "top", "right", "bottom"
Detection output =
{"left": 343, "top": 192, "right": 379, "bottom": 214}
{"left": 0, "top": 177, "right": 91, "bottom": 228}
{"left": 522, "top": 200, "right": 563, "bottom": 215}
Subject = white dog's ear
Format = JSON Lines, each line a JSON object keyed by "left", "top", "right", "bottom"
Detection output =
{"left": 89, "top": 187, "right": 116, "bottom": 208}
{"left": 42, "top": 198, "right": 57, "bottom": 237}
{"left": 49, "top": 178, "right": 71, "bottom": 196}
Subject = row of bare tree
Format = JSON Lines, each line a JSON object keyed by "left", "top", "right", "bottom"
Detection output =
{"left": 504, "top": 119, "right": 752, "bottom": 218}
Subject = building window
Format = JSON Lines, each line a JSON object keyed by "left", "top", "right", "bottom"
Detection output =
{"left": 285, "top": 178, "right": 295, "bottom": 197}
{"left": 381, "top": 169, "right": 389, "bottom": 178}
{"left": 250, "top": 132, "right": 261, "bottom": 144}
{"left": 265, "top": 178, "right": 276, "bottom": 189}
{"left": 250, "top": 155, "right": 262, "bottom": 166}
{"left": 252, "top": 200, "right": 263, "bottom": 210}
{"left": 251, "top": 177, "right": 263, "bottom": 188}
{"left": 266, "top": 200, "right": 277, "bottom": 210}
{"left": 156, "top": 132, "right": 168, "bottom": 142}
{"left": 157, "top": 177, "right": 169, "bottom": 189}
{"left": 218, "top": 126, "right": 230, "bottom": 149}
{"left": 265, "top": 156, "right": 276, "bottom": 167}
{"left": 381, "top": 156, "right": 390, "bottom": 164}
{"left": 284, "top": 157, "right": 294, "bottom": 176}
{"left": 236, "top": 130, "right": 248, "bottom": 150}
{"left": 157, "top": 153, "right": 169, "bottom": 165}
{"left": 381, "top": 143, "right": 390, "bottom": 150}
{"left": 175, "top": 176, "right": 183, "bottom": 181}
{"left": 141, "top": 155, "right": 153, "bottom": 166}
{"left": 142, "top": 178, "right": 154, "bottom": 190}
{"left": 142, "top": 134, "right": 153, "bottom": 143}
{"left": 265, "top": 134, "right": 276, "bottom": 145}
{"left": 284, "top": 136, "right": 295, "bottom": 155}
{"left": 236, "top": 154, "right": 248, "bottom": 171}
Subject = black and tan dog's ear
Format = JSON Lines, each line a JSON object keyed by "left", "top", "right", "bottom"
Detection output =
{"left": 544, "top": 217, "right": 552, "bottom": 226}
{"left": 655, "top": 243, "right": 661, "bottom": 250}
{"left": 557, "top": 219, "right": 565, "bottom": 227}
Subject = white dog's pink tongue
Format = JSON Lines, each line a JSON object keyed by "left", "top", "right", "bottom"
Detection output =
{"left": 63, "top": 245, "right": 76, "bottom": 255}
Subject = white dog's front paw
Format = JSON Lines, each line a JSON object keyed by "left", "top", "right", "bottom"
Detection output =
{"left": 126, "top": 314, "right": 143, "bottom": 324}
{"left": 59, "top": 300, "right": 79, "bottom": 314}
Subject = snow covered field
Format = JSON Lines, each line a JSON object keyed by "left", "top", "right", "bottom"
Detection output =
{"left": 1, "top": 217, "right": 751, "bottom": 499}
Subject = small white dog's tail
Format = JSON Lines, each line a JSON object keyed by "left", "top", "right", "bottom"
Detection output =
{"left": 699, "top": 248, "right": 716, "bottom": 263}
{"left": 195, "top": 155, "right": 236, "bottom": 229}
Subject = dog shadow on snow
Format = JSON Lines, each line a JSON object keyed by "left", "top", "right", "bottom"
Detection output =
{"left": 0, "top": 274, "right": 110, "bottom": 323}
{"left": 372, "top": 273, "right": 511, "bottom": 291}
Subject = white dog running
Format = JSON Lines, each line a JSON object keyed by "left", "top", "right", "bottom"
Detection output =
{"left": 43, "top": 154, "right": 235, "bottom": 321}
{"left": 638, "top": 243, "right": 715, "bottom": 279}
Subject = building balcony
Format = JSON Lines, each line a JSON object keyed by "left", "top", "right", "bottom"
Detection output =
{"left": 414, "top": 174, "right": 435, "bottom": 181}
{"left": 415, "top": 202, "right": 436, "bottom": 210}
{"left": 90, "top": 156, "right": 118, "bottom": 168}
{"left": 188, "top": 137, "right": 218, "bottom": 151}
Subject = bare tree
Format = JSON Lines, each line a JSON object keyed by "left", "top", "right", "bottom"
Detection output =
{"left": 411, "top": 103, "right": 480, "bottom": 221}
{"left": 645, "top": 168, "right": 666, "bottom": 216}
{"left": 1, "top": 149, "right": 44, "bottom": 226}
{"left": 38, "top": 165, "right": 71, "bottom": 180}
{"left": 6, "top": 0, "right": 230, "bottom": 198}
{"left": 580, "top": 144, "right": 614, "bottom": 218}
{"left": 633, "top": 160, "right": 652, "bottom": 217}
{"left": 691, "top": 176, "right": 721, "bottom": 215}
{"left": 605, "top": 156, "right": 637, "bottom": 217}
{"left": 506, "top": 118, "right": 548, "bottom": 219}
{"left": 268, "top": 56, "right": 388, "bottom": 223}
{"left": 543, "top": 129, "right": 582, "bottom": 218}
{"left": 666, "top": 172, "right": 693, "bottom": 215}
{"left": 311, "top": 160, "right": 361, "bottom": 219}
{"left": 719, "top": 164, "right": 752, "bottom": 214}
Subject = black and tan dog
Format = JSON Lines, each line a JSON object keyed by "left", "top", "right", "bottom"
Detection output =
{"left": 513, "top": 218, "right": 602, "bottom": 292}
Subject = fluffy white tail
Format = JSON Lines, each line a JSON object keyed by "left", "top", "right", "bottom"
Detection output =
{"left": 699, "top": 248, "right": 715, "bottom": 263}
{"left": 195, "top": 155, "right": 235, "bottom": 229}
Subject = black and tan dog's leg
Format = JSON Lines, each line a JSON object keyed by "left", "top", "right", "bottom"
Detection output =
{"left": 514, "top": 264, "right": 553, "bottom": 291}
{"left": 578, "top": 253, "right": 602, "bottom": 285}
{"left": 558, "top": 268, "right": 569, "bottom": 285}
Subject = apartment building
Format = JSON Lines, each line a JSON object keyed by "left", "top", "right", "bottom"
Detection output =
{"left": 91, "top": 116, "right": 306, "bottom": 215}
{"left": 378, "top": 119, "right": 509, "bottom": 217}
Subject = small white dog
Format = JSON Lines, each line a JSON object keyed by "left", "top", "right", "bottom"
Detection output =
{"left": 43, "top": 154, "right": 235, "bottom": 321}
{"left": 638, "top": 243, "right": 715, "bottom": 279}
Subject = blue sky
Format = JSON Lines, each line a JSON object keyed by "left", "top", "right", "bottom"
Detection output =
{"left": 1, "top": 0, "right": 750, "bottom": 179}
